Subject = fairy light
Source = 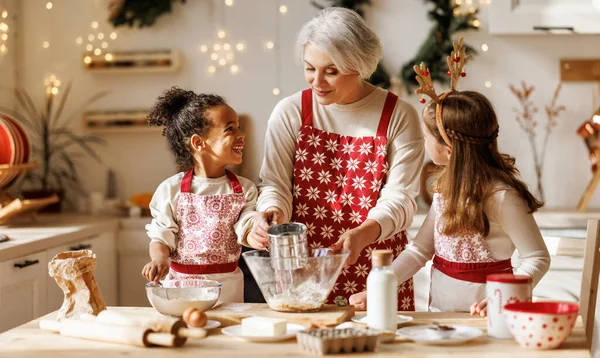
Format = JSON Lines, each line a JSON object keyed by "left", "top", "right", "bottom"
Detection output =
{"left": 217, "top": 30, "right": 226, "bottom": 39}
{"left": 97, "top": 33, "right": 104, "bottom": 40}
{"left": 45, "top": 74, "right": 60, "bottom": 96}
{"left": 218, "top": 58, "right": 227, "bottom": 66}
{"left": 88, "top": 34, "right": 95, "bottom": 41}
{"left": 104, "top": 53, "right": 113, "bottom": 61}
{"left": 465, "top": 0, "right": 472, "bottom": 4}
{"left": 213, "top": 43, "right": 221, "bottom": 51}
{"left": 0, "top": 23, "right": 7, "bottom": 32}
{"left": 79, "top": 23, "right": 118, "bottom": 65}
{"left": 84, "top": 56, "right": 91, "bottom": 64}
{"left": 273, "top": 88, "right": 280, "bottom": 96}
{"left": 42, "top": 41, "right": 50, "bottom": 48}
{"left": 202, "top": 2, "right": 243, "bottom": 75}
{"left": 1, "top": 10, "right": 7, "bottom": 18}
{"left": 75, "top": 37, "right": 83, "bottom": 45}
{"left": 485, "top": 81, "right": 492, "bottom": 88}
{"left": 279, "top": 5, "right": 288, "bottom": 13}
{"left": 1, "top": 34, "right": 6, "bottom": 41}
{"left": 224, "top": 0, "right": 233, "bottom": 6}
{"left": 86, "top": 44, "right": 93, "bottom": 51}
{"left": 0, "top": 44, "right": 6, "bottom": 53}
{"left": 236, "top": 43, "right": 245, "bottom": 51}
{"left": 110, "top": 32, "right": 117, "bottom": 40}
{"left": 230, "top": 64, "right": 239, "bottom": 74}
{"left": 101, "top": 42, "right": 108, "bottom": 49}
{"left": 223, "top": 43, "right": 231, "bottom": 51}
{"left": 472, "top": 19, "right": 480, "bottom": 27}
{"left": 455, "top": 0, "right": 462, "bottom": 4}
{"left": 94, "top": 48, "right": 101, "bottom": 55}
{"left": 469, "top": 7, "right": 476, "bottom": 13}
{"left": 210, "top": 53, "right": 218, "bottom": 60}
{"left": 91, "top": 21, "right": 98, "bottom": 29}
{"left": 200, "top": 45, "right": 208, "bottom": 52}
{"left": 46, "top": 2, "right": 53, "bottom": 10}
{"left": 208, "top": 65, "right": 217, "bottom": 73}
{"left": 481, "top": 44, "right": 488, "bottom": 51}
{"left": 266, "top": 41, "right": 274, "bottom": 49}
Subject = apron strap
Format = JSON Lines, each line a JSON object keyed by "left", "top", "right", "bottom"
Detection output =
{"left": 180, "top": 169, "right": 194, "bottom": 193}
{"left": 225, "top": 169, "right": 243, "bottom": 194}
{"left": 301, "top": 89, "right": 314, "bottom": 127}
{"left": 433, "top": 255, "right": 513, "bottom": 284}
{"left": 376, "top": 91, "right": 398, "bottom": 137}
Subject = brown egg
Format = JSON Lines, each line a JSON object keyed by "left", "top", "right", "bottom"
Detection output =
{"left": 183, "top": 307, "right": 197, "bottom": 324}
{"left": 188, "top": 310, "right": 207, "bottom": 328}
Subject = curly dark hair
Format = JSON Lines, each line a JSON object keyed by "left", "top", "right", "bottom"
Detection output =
{"left": 147, "top": 86, "right": 226, "bottom": 171}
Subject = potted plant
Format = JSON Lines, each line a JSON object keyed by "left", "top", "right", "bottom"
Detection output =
{"left": 0, "top": 76, "right": 108, "bottom": 211}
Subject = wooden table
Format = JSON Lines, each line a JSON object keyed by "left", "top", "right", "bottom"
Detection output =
{"left": 0, "top": 307, "right": 590, "bottom": 357}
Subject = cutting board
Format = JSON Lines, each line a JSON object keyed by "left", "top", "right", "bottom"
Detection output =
{"left": 206, "top": 303, "right": 355, "bottom": 328}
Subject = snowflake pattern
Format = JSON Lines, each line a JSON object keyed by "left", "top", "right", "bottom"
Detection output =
{"left": 170, "top": 171, "right": 245, "bottom": 271}
{"left": 289, "top": 90, "right": 413, "bottom": 310}
{"left": 433, "top": 194, "right": 495, "bottom": 263}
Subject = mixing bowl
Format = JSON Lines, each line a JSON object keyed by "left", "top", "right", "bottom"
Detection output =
{"left": 503, "top": 301, "right": 579, "bottom": 349}
{"left": 242, "top": 248, "right": 349, "bottom": 312}
{"left": 146, "top": 279, "right": 222, "bottom": 317}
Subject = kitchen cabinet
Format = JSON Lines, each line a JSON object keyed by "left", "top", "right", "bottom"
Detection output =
{"left": 0, "top": 251, "right": 47, "bottom": 332}
{"left": 117, "top": 229, "right": 151, "bottom": 307}
{"left": 490, "top": 0, "right": 600, "bottom": 34}
{"left": 46, "top": 232, "right": 117, "bottom": 313}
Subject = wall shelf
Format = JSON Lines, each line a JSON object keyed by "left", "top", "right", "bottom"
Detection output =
{"left": 83, "top": 49, "right": 182, "bottom": 74}
{"left": 82, "top": 110, "right": 160, "bottom": 134}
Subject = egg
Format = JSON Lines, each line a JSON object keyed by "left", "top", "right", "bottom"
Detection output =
{"left": 183, "top": 307, "right": 197, "bottom": 324}
{"left": 189, "top": 310, "right": 208, "bottom": 328}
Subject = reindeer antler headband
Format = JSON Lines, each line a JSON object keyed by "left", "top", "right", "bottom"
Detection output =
{"left": 414, "top": 37, "right": 473, "bottom": 147}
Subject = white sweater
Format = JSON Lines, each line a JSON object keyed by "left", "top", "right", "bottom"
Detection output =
{"left": 257, "top": 87, "right": 425, "bottom": 240}
{"left": 392, "top": 189, "right": 551, "bottom": 311}
{"left": 145, "top": 172, "right": 257, "bottom": 251}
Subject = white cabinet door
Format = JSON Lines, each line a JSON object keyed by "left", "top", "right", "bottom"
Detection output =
{"left": 118, "top": 229, "right": 151, "bottom": 307}
{"left": 46, "top": 232, "right": 118, "bottom": 313}
{"left": 490, "top": 0, "right": 600, "bottom": 34}
{"left": 0, "top": 251, "right": 47, "bottom": 332}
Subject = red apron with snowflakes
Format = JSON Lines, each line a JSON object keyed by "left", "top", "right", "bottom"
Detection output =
{"left": 290, "top": 89, "right": 414, "bottom": 311}
{"left": 167, "top": 169, "right": 246, "bottom": 303}
{"left": 429, "top": 193, "right": 512, "bottom": 311}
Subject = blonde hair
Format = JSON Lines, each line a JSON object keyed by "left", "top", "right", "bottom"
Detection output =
{"left": 423, "top": 91, "right": 542, "bottom": 236}
{"left": 296, "top": 7, "right": 382, "bottom": 79}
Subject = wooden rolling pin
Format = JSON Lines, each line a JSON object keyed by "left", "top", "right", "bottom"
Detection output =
{"left": 91, "top": 311, "right": 207, "bottom": 340}
{"left": 39, "top": 319, "right": 180, "bottom": 347}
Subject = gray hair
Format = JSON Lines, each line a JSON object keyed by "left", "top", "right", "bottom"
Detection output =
{"left": 296, "top": 7, "right": 382, "bottom": 79}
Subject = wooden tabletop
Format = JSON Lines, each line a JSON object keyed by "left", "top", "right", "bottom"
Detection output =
{"left": 0, "top": 307, "right": 590, "bottom": 357}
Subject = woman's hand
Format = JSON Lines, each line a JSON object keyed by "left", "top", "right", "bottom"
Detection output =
{"left": 247, "top": 207, "right": 285, "bottom": 250}
{"left": 349, "top": 290, "right": 367, "bottom": 311}
{"left": 470, "top": 298, "right": 488, "bottom": 317}
{"left": 142, "top": 257, "right": 169, "bottom": 283}
{"left": 330, "top": 219, "right": 381, "bottom": 266}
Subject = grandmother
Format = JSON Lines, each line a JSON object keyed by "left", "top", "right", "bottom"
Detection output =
{"left": 247, "top": 7, "right": 424, "bottom": 310}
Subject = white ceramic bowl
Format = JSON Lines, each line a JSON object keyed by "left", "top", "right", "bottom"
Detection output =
{"left": 503, "top": 301, "right": 579, "bottom": 349}
{"left": 146, "top": 279, "right": 221, "bottom": 317}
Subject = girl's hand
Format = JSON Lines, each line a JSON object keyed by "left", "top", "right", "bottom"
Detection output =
{"left": 330, "top": 220, "right": 380, "bottom": 266}
{"left": 142, "top": 257, "right": 170, "bottom": 283}
{"left": 470, "top": 298, "right": 488, "bottom": 317}
{"left": 349, "top": 290, "right": 367, "bottom": 311}
{"left": 247, "top": 207, "right": 284, "bottom": 250}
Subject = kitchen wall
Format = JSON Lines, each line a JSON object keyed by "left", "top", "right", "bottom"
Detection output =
{"left": 12, "top": 0, "right": 600, "bottom": 210}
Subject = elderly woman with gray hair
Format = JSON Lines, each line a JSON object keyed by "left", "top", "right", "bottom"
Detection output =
{"left": 246, "top": 7, "right": 424, "bottom": 311}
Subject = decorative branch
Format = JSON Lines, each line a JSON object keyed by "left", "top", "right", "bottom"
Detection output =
{"left": 509, "top": 81, "right": 565, "bottom": 202}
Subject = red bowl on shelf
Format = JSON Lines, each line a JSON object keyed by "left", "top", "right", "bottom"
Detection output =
{"left": 503, "top": 301, "right": 579, "bottom": 349}
{"left": 0, "top": 117, "right": 15, "bottom": 165}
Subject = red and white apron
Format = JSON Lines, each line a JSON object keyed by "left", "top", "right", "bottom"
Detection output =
{"left": 290, "top": 89, "right": 414, "bottom": 311}
{"left": 429, "top": 193, "right": 512, "bottom": 312}
{"left": 167, "top": 169, "right": 246, "bottom": 303}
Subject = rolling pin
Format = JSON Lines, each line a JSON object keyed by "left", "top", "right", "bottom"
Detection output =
{"left": 90, "top": 311, "right": 207, "bottom": 340}
{"left": 39, "top": 319, "right": 180, "bottom": 347}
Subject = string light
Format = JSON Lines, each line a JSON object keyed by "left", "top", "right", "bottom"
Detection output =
{"left": 481, "top": 44, "right": 488, "bottom": 51}
{"left": 45, "top": 74, "right": 60, "bottom": 96}
{"left": 465, "top": 0, "right": 472, "bottom": 4}
{"left": 210, "top": 53, "right": 218, "bottom": 60}
{"left": 200, "top": 45, "right": 208, "bottom": 52}
{"left": 110, "top": 32, "right": 117, "bottom": 40}
{"left": 213, "top": 43, "right": 221, "bottom": 51}
{"left": 279, "top": 5, "right": 288, "bottom": 14}
{"left": 97, "top": 33, "right": 104, "bottom": 40}
{"left": 472, "top": 19, "right": 480, "bottom": 27}
{"left": 0, "top": 44, "right": 6, "bottom": 53}
{"left": 217, "top": 30, "right": 226, "bottom": 39}
{"left": 273, "top": 88, "right": 280, "bottom": 96}
{"left": 1, "top": 10, "right": 7, "bottom": 18}
{"left": 75, "top": 37, "right": 83, "bottom": 45}
{"left": 0, "top": 23, "right": 8, "bottom": 32}
{"left": 266, "top": 41, "right": 274, "bottom": 49}
{"left": 469, "top": 7, "right": 476, "bottom": 13}
{"left": 78, "top": 22, "right": 117, "bottom": 65}
{"left": 101, "top": 41, "right": 108, "bottom": 49}
{"left": 83, "top": 56, "right": 91, "bottom": 64}
{"left": 201, "top": 2, "right": 243, "bottom": 76}
{"left": 208, "top": 65, "right": 217, "bottom": 73}
{"left": 236, "top": 43, "right": 245, "bottom": 51}
{"left": 86, "top": 44, "right": 93, "bottom": 51}
{"left": 455, "top": 0, "right": 462, "bottom": 4}
{"left": 230, "top": 64, "right": 239, "bottom": 73}
{"left": 0, "top": 9, "right": 7, "bottom": 54}
{"left": 224, "top": 0, "right": 233, "bottom": 6}
{"left": 1, "top": 34, "right": 6, "bottom": 41}
{"left": 485, "top": 81, "right": 492, "bottom": 88}
{"left": 94, "top": 48, "right": 101, "bottom": 55}
{"left": 91, "top": 21, "right": 98, "bottom": 29}
{"left": 46, "top": 2, "right": 53, "bottom": 10}
{"left": 223, "top": 43, "right": 231, "bottom": 51}
{"left": 42, "top": 41, "right": 50, "bottom": 48}
{"left": 104, "top": 53, "right": 113, "bottom": 61}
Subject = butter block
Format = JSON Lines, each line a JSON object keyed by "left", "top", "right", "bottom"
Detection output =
{"left": 241, "top": 316, "right": 287, "bottom": 337}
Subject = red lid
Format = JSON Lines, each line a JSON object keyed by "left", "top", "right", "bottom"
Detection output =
{"left": 486, "top": 274, "right": 532, "bottom": 284}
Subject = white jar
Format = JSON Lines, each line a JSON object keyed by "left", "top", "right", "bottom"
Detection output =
{"left": 486, "top": 274, "right": 532, "bottom": 339}
{"left": 367, "top": 250, "right": 397, "bottom": 334}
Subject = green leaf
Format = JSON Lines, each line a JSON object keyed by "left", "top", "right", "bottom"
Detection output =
{"left": 50, "top": 81, "right": 72, "bottom": 128}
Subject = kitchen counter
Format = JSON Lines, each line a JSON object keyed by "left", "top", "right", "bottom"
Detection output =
{"left": 0, "top": 306, "right": 588, "bottom": 357}
{"left": 0, "top": 214, "right": 120, "bottom": 261}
